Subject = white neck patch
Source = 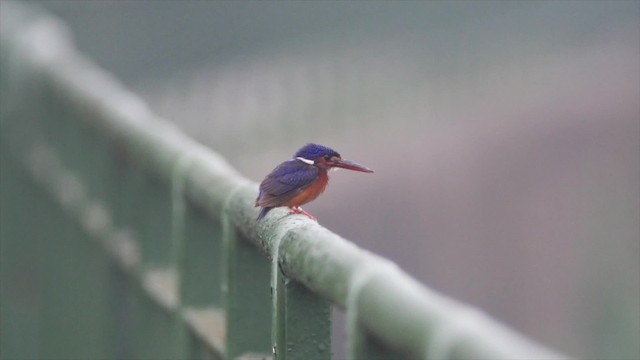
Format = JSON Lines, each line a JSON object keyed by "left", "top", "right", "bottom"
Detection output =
{"left": 296, "top": 157, "right": 314, "bottom": 165}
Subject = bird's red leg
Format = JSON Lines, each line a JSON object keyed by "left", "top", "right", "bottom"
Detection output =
{"left": 288, "top": 206, "right": 317, "bottom": 221}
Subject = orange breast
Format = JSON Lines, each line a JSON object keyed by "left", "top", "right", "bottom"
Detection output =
{"left": 285, "top": 171, "right": 329, "bottom": 207}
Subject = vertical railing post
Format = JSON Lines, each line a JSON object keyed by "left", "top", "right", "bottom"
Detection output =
{"left": 127, "top": 166, "right": 187, "bottom": 360}
{"left": 176, "top": 156, "right": 225, "bottom": 359}
{"left": 222, "top": 206, "right": 272, "bottom": 359}
{"left": 273, "top": 269, "right": 332, "bottom": 360}
{"left": 270, "top": 229, "right": 332, "bottom": 360}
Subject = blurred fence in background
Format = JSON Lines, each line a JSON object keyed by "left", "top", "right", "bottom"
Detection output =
{"left": 0, "top": 3, "right": 569, "bottom": 360}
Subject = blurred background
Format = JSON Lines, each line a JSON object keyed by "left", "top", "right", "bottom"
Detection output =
{"left": 21, "top": 1, "right": 640, "bottom": 359}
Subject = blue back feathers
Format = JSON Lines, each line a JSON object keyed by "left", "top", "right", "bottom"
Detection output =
{"left": 295, "top": 143, "right": 340, "bottom": 160}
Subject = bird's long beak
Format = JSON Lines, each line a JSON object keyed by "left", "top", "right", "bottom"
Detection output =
{"left": 333, "top": 159, "right": 374, "bottom": 173}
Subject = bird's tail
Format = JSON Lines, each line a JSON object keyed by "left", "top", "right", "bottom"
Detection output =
{"left": 257, "top": 207, "right": 273, "bottom": 221}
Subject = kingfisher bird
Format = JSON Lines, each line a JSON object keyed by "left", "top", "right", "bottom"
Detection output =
{"left": 255, "top": 143, "right": 373, "bottom": 221}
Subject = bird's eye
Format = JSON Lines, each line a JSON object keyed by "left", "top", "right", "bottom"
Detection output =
{"left": 323, "top": 154, "right": 332, "bottom": 161}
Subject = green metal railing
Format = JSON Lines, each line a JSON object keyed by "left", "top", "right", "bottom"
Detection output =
{"left": 0, "top": 3, "right": 566, "bottom": 360}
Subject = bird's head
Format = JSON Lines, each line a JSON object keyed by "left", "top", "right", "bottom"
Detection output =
{"left": 294, "top": 143, "right": 373, "bottom": 173}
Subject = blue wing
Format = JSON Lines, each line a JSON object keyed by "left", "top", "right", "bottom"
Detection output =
{"left": 256, "top": 160, "right": 319, "bottom": 208}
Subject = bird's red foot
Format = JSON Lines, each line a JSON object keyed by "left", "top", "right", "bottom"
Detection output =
{"left": 288, "top": 207, "right": 317, "bottom": 221}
